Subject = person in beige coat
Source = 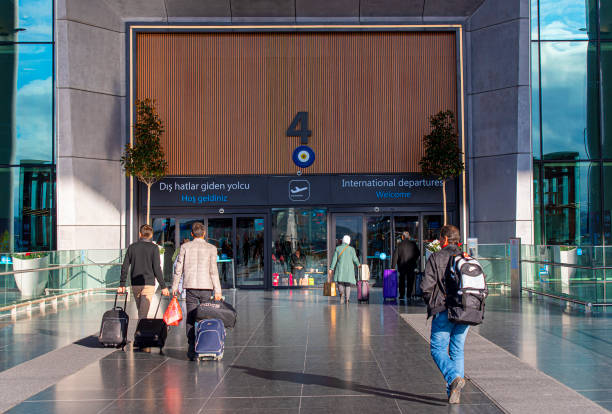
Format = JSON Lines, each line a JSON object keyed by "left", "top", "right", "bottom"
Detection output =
{"left": 172, "top": 221, "right": 222, "bottom": 360}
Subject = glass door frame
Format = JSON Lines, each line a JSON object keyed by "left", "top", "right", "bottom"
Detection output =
{"left": 152, "top": 210, "right": 270, "bottom": 290}
{"left": 328, "top": 211, "right": 447, "bottom": 272}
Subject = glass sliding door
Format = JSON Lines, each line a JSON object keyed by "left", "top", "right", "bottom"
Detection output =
{"left": 207, "top": 217, "right": 234, "bottom": 289}
{"left": 393, "top": 215, "right": 420, "bottom": 271}
{"left": 366, "top": 216, "right": 392, "bottom": 284}
{"left": 235, "top": 217, "right": 265, "bottom": 287}
{"left": 272, "top": 208, "right": 327, "bottom": 287}
{"left": 152, "top": 217, "right": 176, "bottom": 283}
{"left": 333, "top": 215, "right": 363, "bottom": 261}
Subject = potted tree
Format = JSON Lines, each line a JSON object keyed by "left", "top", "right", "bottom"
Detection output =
{"left": 419, "top": 110, "right": 464, "bottom": 225}
{"left": 121, "top": 99, "right": 168, "bottom": 225}
{"left": 12, "top": 252, "right": 50, "bottom": 298}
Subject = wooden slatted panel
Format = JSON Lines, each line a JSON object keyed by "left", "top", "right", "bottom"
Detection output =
{"left": 136, "top": 31, "right": 457, "bottom": 175}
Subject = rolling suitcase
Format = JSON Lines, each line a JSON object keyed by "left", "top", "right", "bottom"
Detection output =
{"left": 133, "top": 299, "right": 168, "bottom": 352}
{"left": 383, "top": 269, "right": 398, "bottom": 303}
{"left": 195, "top": 319, "right": 226, "bottom": 360}
{"left": 99, "top": 292, "right": 129, "bottom": 349}
{"left": 414, "top": 272, "right": 424, "bottom": 297}
{"left": 357, "top": 280, "right": 370, "bottom": 304}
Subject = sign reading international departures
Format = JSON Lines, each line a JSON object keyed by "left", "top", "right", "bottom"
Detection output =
{"left": 146, "top": 174, "right": 454, "bottom": 208}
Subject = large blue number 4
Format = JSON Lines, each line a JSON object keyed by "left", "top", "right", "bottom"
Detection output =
{"left": 286, "top": 112, "right": 312, "bottom": 145}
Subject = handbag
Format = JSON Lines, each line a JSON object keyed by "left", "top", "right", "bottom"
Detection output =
{"left": 323, "top": 281, "right": 337, "bottom": 297}
{"left": 163, "top": 296, "right": 183, "bottom": 326}
{"left": 195, "top": 299, "right": 238, "bottom": 328}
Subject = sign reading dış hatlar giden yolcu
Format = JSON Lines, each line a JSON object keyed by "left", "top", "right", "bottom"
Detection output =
{"left": 146, "top": 174, "right": 455, "bottom": 207}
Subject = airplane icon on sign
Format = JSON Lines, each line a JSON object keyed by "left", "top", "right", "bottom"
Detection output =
{"left": 291, "top": 186, "right": 308, "bottom": 194}
{"left": 289, "top": 180, "right": 310, "bottom": 201}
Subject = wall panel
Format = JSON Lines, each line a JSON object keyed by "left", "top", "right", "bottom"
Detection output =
{"left": 136, "top": 31, "right": 457, "bottom": 175}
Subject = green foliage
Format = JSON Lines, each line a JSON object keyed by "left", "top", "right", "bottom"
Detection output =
{"left": 559, "top": 246, "right": 577, "bottom": 252}
{"left": 120, "top": 99, "right": 168, "bottom": 186}
{"left": 12, "top": 252, "right": 48, "bottom": 260}
{"left": 419, "top": 110, "right": 464, "bottom": 181}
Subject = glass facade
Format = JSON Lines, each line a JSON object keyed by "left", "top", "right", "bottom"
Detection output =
{"left": 272, "top": 208, "right": 327, "bottom": 287}
{"left": 532, "top": 0, "right": 610, "bottom": 246}
{"left": 0, "top": 0, "right": 54, "bottom": 252}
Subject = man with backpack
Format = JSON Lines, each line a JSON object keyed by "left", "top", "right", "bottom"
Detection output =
{"left": 420, "top": 224, "right": 487, "bottom": 404}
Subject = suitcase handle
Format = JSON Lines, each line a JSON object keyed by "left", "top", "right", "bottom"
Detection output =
{"left": 114, "top": 291, "right": 128, "bottom": 311}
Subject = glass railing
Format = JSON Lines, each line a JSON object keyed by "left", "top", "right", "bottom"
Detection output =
{"left": 474, "top": 244, "right": 510, "bottom": 286}
{"left": 520, "top": 244, "right": 612, "bottom": 305}
{"left": 0, "top": 249, "right": 126, "bottom": 308}
{"left": 0, "top": 249, "right": 238, "bottom": 309}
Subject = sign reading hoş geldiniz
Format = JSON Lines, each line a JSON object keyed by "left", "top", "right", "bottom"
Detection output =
{"left": 145, "top": 174, "right": 456, "bottom": 207}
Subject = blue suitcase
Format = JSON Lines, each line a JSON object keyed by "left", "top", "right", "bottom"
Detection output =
{"left": 195, "top": 319, "right": 226, "bottom": 360}
{"left": 383, "top": 269, "right": 398, "bottom": 303}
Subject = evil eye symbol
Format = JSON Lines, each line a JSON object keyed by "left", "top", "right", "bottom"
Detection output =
{"left": 292, "top": 145, "right": 315, "bottom": 168}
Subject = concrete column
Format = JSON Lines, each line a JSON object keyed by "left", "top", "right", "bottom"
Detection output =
{"left": 466, "top": 0, "right": 534, "bottom": 244}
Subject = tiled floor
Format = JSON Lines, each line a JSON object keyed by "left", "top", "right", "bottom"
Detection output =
{"left": 5, "top": 289, "right": 501, "bottom": 413}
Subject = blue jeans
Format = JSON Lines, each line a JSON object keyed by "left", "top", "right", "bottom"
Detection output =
{"left": 430, "top": 311, "right": 470, "bottom": 393}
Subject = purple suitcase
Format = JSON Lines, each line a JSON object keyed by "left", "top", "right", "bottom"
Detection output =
{"left": 383, "top": 269, "right": 398, "bottom": 302}
{"left": 357, "top": 280, "right": 370, "bottom": 303}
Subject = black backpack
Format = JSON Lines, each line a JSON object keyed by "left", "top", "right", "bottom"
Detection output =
{"left": 445, "top": 254, "right": 488, "bottom": 325}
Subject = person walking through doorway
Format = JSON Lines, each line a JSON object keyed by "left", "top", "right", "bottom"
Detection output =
{"left": 392, "top": 231, "right": 420, "bottom": 302}
{"left": 172, "top": 222, "right": 223, "bottom": 360}
{"left": 420, "top": 224, "right": 468, "bottom": 404}
{"left": 119, "top": 224, "right": 170, "bottom": 351}
{"left": 329, "top": 235, "right": 360, "bottom": 304}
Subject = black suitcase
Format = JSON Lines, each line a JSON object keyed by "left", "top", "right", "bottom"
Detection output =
{"left": 133, "top": 300, "right": 167, "bottom": 351}
{"left": 196, "top": 299, "right": 237, "bottom": 329}
{"left": 99, "top": 293, "right": 129, "bottom": 349}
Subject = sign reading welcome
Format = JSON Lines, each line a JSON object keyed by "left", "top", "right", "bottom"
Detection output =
{"left": 145, "top": 174, "right": 454, "bottom": 208}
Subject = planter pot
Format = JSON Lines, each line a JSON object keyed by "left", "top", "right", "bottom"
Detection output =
{"left": 559, "top": 249, "right": 577, "bottom": 295}
{"left": 12, "top": 256, "right": 50, "bottom": 299}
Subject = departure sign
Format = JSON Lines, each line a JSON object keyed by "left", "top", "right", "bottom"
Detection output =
{"left": 287, "top": 112, "right": 315, "bottom": 168}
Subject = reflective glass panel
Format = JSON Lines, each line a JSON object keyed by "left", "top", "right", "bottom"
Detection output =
{"left": 538, "top": 0, "right": 596, "bottom": 40}
{"left": 0, "top": 44, "right": 53, "bottom": 164}
{"left": 366, "top": 216, "right": 391, "bottom": 284}
{"left": 178, "top": 218, "right": 203, "bottom": 245}
{"left": 0, "top": 165, "right": 54, "bottom": 252}
{"left": 601, "top": 1, "right": 612, "bottom": 39}
{"left": 540, "top": 42, "right": 599, "bottom": 160}
{"left": 602, "top": 163, "right": 612, "bottom": 245}
{"left": 152, "top": 217, "right": 175, "bottom": 282}
{"left": 531, "top": 0, "right": 538, "bottom": 40}
{"left": 532, "top": 42, "right": 541, "bottom": 159}
{"left": 208, "top": 217, "right": 234, "bottom": 288}
{"left": 334, "top": 215, "right": 363, "bottom": 261}
{"left": 601, "top": 43, "right": 612, "bottom": 158}
{"left": 235, "top": 217, "right": 265, "bottom": 287}
{"left": 271, "top": 208, "right": 327, "bottom": 287}
{"left": 0, "top": 0, "right": 53, "bottom": 43}
{"left": 533, "top": 164, "right": 543, "bottom": 245}
{"left": 542, "top": 162, "right": 601, "bottom": 246}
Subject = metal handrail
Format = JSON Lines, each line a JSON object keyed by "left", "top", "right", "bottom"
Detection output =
{"left": 522, "top": 287, "right": 611, "bottom": 307}
{"left": 520, "top": 259, "right": 612, "bottom": 271}
{"left": 0, "top": 262, "right": 122, "bottom": 277}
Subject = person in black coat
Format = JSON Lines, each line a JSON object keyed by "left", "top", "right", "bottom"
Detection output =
{"left": 392, "top": 231, "right": 420, "bottom": 301}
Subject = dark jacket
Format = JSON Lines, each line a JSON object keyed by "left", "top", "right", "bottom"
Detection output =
{"left": 120, "top": 239, "right": 165, "bottom": 288}
{"left": 392, "top": 239, "right": 420, "bottom": 272}
{"left": 290, "top": 253, "right": 307, "bottom": 272}
{"left": 420, "top": 244, "right": 462, "bottom": 318}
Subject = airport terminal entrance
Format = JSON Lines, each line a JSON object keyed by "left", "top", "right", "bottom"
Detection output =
{"left": 330, "top": 212, "right": 445, "bottom": 285}
{"left": 151, "top": 214, "right": 267, "bottom": 289}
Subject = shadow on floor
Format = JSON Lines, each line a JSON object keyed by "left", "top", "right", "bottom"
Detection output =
{"left": 231, "top": 365, "right": 447, "bottom": 406}
{"left": 73, "top": 335, "right": 107, "bottom": 348}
